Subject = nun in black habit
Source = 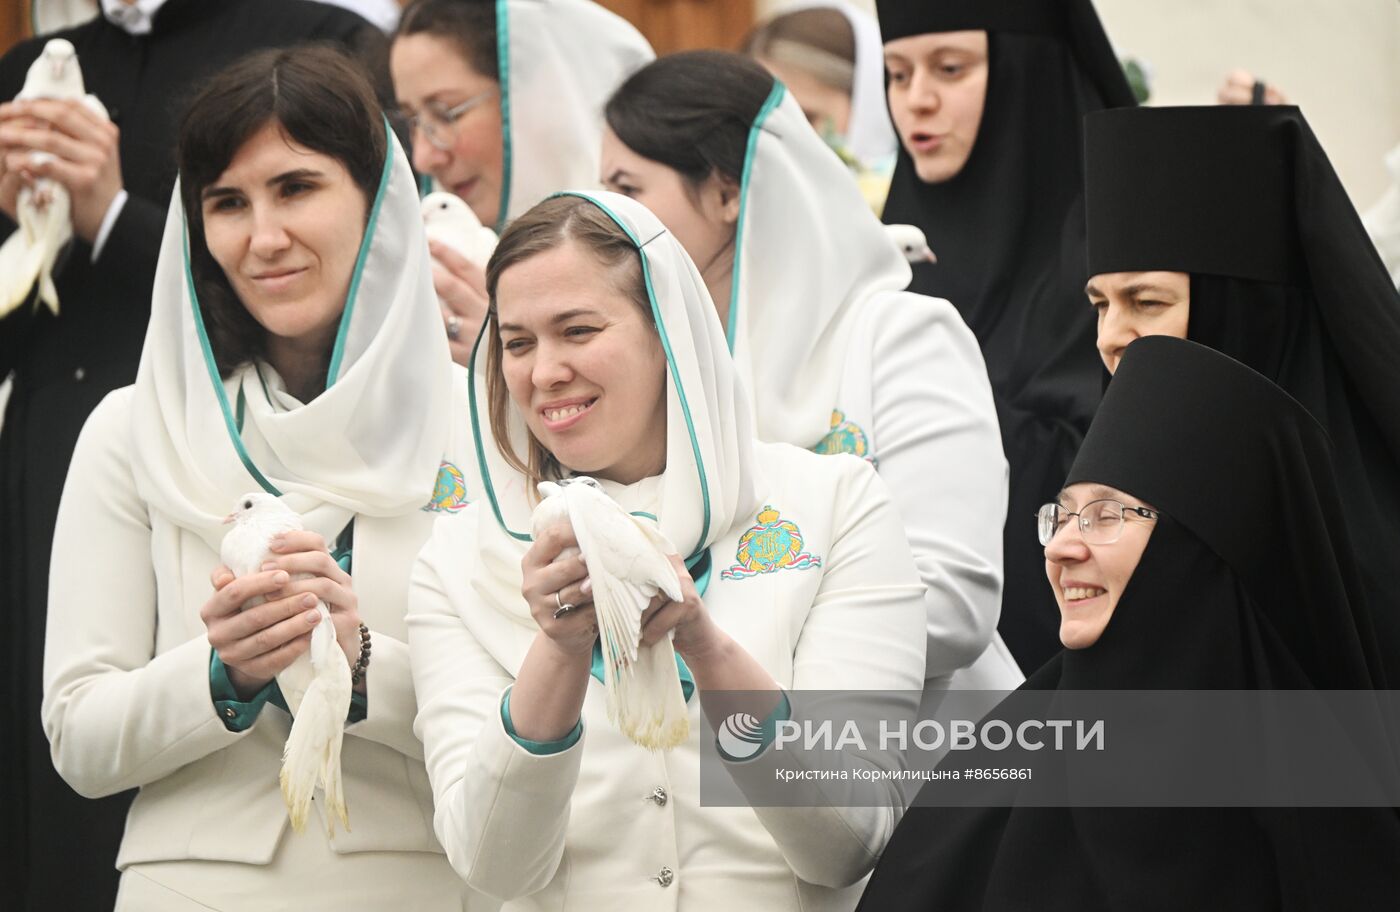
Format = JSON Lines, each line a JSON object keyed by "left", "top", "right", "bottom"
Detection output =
{"left": 856, "top": 335, "right": 1400, "bottom": 911}
{"left": 1084, "top": 104, "right": 1400, "bottom": 690}
{"left": 874, "top": 0, "right": 1137, "bottom": 673}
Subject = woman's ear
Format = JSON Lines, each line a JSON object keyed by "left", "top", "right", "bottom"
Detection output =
{"left": 716, "top": 174, "right": 742, "bottom": 226}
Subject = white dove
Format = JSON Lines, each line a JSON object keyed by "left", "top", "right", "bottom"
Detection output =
{"left": 530, "top": 477, "right": 691, "bottom": 750}
{"left": 884, "top": 223, "right": 937, "bottom": 264}
{"left": 421, "top": 190, "right": 497, "bottom": 269}
{"left": 0, "top": 38, "right": 110, "bottom": 318}
{"left": 220, "top": 493, "right": 351, "bottom": 835}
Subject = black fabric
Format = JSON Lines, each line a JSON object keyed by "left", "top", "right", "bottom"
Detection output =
{"left": 875, "top": 0, "right": 1135, "bottom": 673}
{"left": 1083, "top": 104, "right": 1400, "bottom": 690}
{"left": 0, "top": 3, "right": 388, "bottom": 909}
{"left": 857, "top": 337, "right": 1400, "bottom": 911}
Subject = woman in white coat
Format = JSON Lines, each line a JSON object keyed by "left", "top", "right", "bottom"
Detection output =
{"left": 42, "top": 47, "right": 481, "bottom": 909}
{"left": 409, "top": 190, "right": 928, "bottom": 910}
{"left": 600, "top": 52, "right": 1021, "bottom": 704}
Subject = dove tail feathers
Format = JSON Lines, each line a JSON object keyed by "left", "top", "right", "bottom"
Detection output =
{"left": 612, "top": 637, "right": 691, "bottom": 750}
{"left": 280, "top": 674, "right": 351, "bottom": 835}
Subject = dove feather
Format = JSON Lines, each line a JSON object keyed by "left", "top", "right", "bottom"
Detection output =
{"left": 531, "top": 479, "right": 689, "bottom": 749}
{"left": 0, "top": 39, "right": 108, "bottom": 318}
{"left": 219, "top": 493, "right": 351, "bottom": 835}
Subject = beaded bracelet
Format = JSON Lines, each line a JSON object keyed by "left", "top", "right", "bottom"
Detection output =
{"left": 351, "top": 623, "right": 371, "bottom": 685}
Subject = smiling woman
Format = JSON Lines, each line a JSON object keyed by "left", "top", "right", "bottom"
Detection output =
{"left": 41, "top": 45, "right": 482, "bottom": 909}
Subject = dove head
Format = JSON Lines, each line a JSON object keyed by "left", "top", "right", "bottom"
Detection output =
{"left": 560, "top": 476, "right": 603, "bottom": 490}
{"left": 421, "top": 191, "right": 473, "bottom": 223}
{"left": 43, "top": 39, "right": 76, "bottom": 76}
{"left": 223, "top": 492, "right": 292, "bottom": 525}
{"left": 537, "top": 481, "right": 565, "bottom": 499}
{"left": 886, "top": 224, "right": 937, "bottom": 264}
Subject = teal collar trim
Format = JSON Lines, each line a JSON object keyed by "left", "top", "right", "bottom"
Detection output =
{"left": 591, "top": 640, "right": 695, "bottom": 704}
{"left": 494, "top": 0, "right": 513, "bottom": 232}
{"left": 725, "top": 81, "right": 786, "bottom": 353}
{"left": 182, "top": 221, "right": 282, "bottom": 497}
{"left": 325, "top": 116, "right": 395, "bottom": 386}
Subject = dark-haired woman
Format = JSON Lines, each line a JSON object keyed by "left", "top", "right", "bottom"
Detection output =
{"left": 602, "top": 52, "right": 1020, "bottom": 704}
{"left": 389, "top": 0, "right": 651, "bottom": 360}
{"left": 41, "top": 46, "right": 480, "bottom": 908}
{"left": 874, "top": 0, "right": 1137, "bottom": 673}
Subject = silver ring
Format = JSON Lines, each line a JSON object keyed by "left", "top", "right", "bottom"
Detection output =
{"left": 446, "top": 315, "right": 462, "bottom": 340}
{"left": 552, "top": 590, "right": 575, "bottom": 619}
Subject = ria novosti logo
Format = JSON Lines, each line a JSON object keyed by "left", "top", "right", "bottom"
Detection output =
{"left": 717, "top": 713, "right": 767, "bottom": 761}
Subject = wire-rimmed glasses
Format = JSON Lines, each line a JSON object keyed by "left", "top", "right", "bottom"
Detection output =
{"left": 1036, "top": 499, "right": 1159, "bottom": 546}
{"left": 401, "top": 89, "right": 498, "bottom": 152}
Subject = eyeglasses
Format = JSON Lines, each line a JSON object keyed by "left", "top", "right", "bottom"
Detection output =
{"left": 1036, "top": 499, "right": 1159, "bottom": 546}
{"left": 401, "top": 90, "right": 497, "bottom": 152}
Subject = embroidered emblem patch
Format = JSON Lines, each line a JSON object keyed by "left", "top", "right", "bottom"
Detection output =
{"left": 422, "top": 461, "right": 469, "bottom": 513}
{"left": 812, "top": 409, "right": 876, "bottom": 467}
{"left": 720, "top": 505, "right": 823, "bottom": 580}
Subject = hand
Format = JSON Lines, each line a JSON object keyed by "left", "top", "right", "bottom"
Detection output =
{"left": 201, "top": 565, "right": 322, "bottom": 699}
{"left": 639, "top": 554, "right": 725, "bottom": 661}
{"left": 0, "top": 103, "right": 43, "bottom": 221}
{"left": 521, "top": 524, "right": 597, "bottom": 657}
{"left": 0, "top": 98, "right": 122, "bottom": 242}
{"left": 429, "top": 239, "right": 489, "bottom": 366}
{"left": 1216, "top": 69, "right": 1288, "bottom": 106}
{"left": 258, "top": 530, "right": 363, "bottom": 671}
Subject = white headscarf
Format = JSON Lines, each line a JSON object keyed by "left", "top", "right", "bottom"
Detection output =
{"left": 467, "top": 191, "right": 762, "bottom": 620}
{"left": 129, "top": 124, "right": 453, "bottom": 550}
{"left": 728, "top": 83, "right": 911, "bottom": 448}
{"left": 768, "top": 0, "right": 897, "bottom": 170}
{"left": 495, "top": 0, "right": 653, "bottom": 228}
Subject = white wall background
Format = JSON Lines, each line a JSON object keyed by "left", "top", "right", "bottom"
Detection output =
{"left": 759, "top": 0, "right": 1400, "bottom": 209}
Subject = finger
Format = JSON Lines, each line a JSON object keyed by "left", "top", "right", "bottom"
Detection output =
{"left": 544, "top": 601, "right": 596, "bottom": 632}
{"left": 260, "top": 549, "right": 351, "bottom": 587}
{"left": 639, "top": 602, "right": 687, "bottom": 647}
{"left": 236, "top": 633, "right": 313, "bottom": 681}
{"left": 210, "top": 565, "right": 235, "bottom": 590}
{"left": 22, "top": 154, "right": 94, "bottom": 189}
{"left": 205, "top": 569, "right": 292, "bottom": 620}
{"left": 546, "top": 578, "right": 595, "bottom": 618}
{"left": 431, "top": 262, "right": 473, "bottom": 316}
{"left": 21, "top": 98, "right": 114, "bottom": 144}
{"left": 523, "top": 525, "right": 581, "bottom": 570}
{"left": 278, "top": 575, "right": 352, "bottom": 611}
{"left": 266, "top": 529, "right": 329, "bottom": 554}
{"left": 525, "top": 553, "right": 591, "bottom": 603}
{"left": 429, "top": 241, "right": 488, "bottom": 289}
{"left": 220, "top": 595, "right": 323, "bottom": 662}
{"left": 0, "top": 124, "right": 101, "bottom": 166}
{"left": 218, "top": 591, "right": 322, "bottom": 647}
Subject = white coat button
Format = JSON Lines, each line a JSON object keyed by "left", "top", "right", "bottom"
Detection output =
{"left": 648, "top": 786, "right": 667, "bottom": 807}
{"left": 653, "top": 866, "right": 674, "bottom": 887}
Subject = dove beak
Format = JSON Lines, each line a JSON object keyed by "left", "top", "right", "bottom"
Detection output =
{"left": 922, "top": 247, "right": 938, "bottom": 264}
{"left": 221, "top": 512, "right": 236, "bottom": 525}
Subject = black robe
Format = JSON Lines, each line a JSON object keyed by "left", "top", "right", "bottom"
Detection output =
{"left": 1084, "top": 104, "right": 1400, "bottom": 690}
{"left": 875, "top": 0, "right": 1137, "bottom": 674}
{"left": 0, "top": 3, "right": 387, "bottom": 908}
{"left": 857, "top": 337, "right": 1400, "bottom": 911}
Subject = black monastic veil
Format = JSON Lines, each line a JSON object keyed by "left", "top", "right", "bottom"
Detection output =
{"left": 875, "top": 0, "right": 1137, "bottom": 673}
{"left": 856, "top": 336, "right": 1400, "bottom": 911}
{"left": 1084, "top": 104, "right": 1400, "bottom": 690}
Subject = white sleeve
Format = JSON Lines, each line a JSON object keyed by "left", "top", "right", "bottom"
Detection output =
{"left": 41, "top": 390, "right": 244, "bottom": 798}
{"left": 746, "top": 458, "right": 928, "bottom": 888}
{"left": 344, "top": 630, "right": 422, "bottom": 759}
{"left": 408, "top": 517, "right": 582, "bottom": 901}
{"left": 868, "top": 295, "right": 1008, "bottom": 680}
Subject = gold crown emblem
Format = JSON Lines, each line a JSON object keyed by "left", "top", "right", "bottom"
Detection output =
{"left": 757, "top": 505, "right": 780, "bottom": 525}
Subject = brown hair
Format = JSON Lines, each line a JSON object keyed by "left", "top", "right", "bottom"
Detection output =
{"left": 741, "top": 8, "right": 856, "bottom": 92}
{"left": 177, "top": 45, "right": 386, "bottom": 377}
{"left": 395, "top": 0, "right": 499, "bottom": 80}
{"left": 483, "top": 195, "right": 654, "bottom": 492}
